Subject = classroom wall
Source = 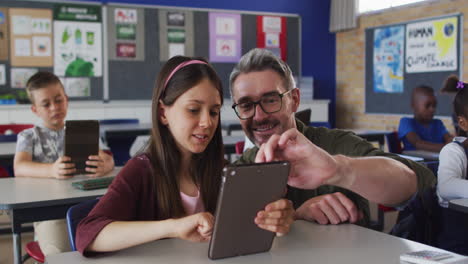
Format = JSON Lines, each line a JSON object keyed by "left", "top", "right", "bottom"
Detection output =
{"left": 0, "top": 0, "right": 337, "bottom": 126}
{"left": 335, "top": 0, "right": 467, "bottom": 132}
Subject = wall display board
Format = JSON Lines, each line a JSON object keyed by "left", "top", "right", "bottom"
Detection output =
{"left": 365, "top": 14, "right": 462, "bottom": 116}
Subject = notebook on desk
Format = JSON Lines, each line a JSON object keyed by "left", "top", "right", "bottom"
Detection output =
{"left": 72, "top": 177, "right": 115, "bottom": 190}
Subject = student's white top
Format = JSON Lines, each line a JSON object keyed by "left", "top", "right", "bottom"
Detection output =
{"left": 437, "top": 137, "right": 468, "bottom": 208}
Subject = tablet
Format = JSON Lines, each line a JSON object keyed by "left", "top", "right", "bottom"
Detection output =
{"left": 64, "top": 120, "right": 99, "bottom": 174}
{"left": 208, "top": 161, "right": 290, "bottom": 260}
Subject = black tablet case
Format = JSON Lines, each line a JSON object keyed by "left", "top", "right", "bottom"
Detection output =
{"left": 64, "top": 120, "right": 99, "bottom": 174}
{"left": 208, "top": 161, "right": 290, "bottom": 260}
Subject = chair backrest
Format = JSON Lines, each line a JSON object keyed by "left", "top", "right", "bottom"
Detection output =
{"left": 0, "top": 134, "right": 17, "bottom": 142}
{"left": 99, "top": 119, "right": 139, "bottom": 125}
{"left": 385, "top": 131, "right": 402, "bottom": 154}
{"left": 235, "top": 141, "right": 245, "bottom": 155}
{"left": 66, "top": 199, "right": 100, "bottom": 251}
{"left": 310, "top": 122, "right": 332, "bottom": 128}
{"left": 294, "top": 109, "right": 311, "bottom": 125}
{"left": 0, "top": 124, "right": 33, "bottom": 134}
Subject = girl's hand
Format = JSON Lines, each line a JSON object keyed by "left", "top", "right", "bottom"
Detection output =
{"left": 173, "top": 212, "right": 214, "bottom": 242}
{"left": 255, "top": 199, "right": 295, "bottom": 236}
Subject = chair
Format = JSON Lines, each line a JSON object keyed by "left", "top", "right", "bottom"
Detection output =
{"left": 99, "top": 119, "right": 139, "bottom": 125}
{"left": 22, "top": 241, "right": 45, "bottom": 263}
{"left": 0, "top": 123, "right": 33, "bottom": 134}
{"left": 235, "top": 141, "right": 245, "bottom": 155}
{"left": 385, "top": 131, "right": 402, "bottom": 154}
{"left": 100, "top": 119, "right": 140, "bottom": 166}
{"left": 66, "top": 199, "right": 100, "bottom": 251}
{"left": 310, "top": 122, "right": 332, "bottom": 128}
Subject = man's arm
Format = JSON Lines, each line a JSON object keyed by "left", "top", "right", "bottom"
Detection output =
{"left": 256, "top": 128, "right": 419, "bottom": 206}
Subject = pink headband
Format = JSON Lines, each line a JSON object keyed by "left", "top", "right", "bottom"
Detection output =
{"left": 163, "top": 60, "right": 208, "bottom": 90}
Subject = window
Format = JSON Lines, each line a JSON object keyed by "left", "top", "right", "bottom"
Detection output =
{"left": 358, "top": 0, "right": 428, "bottom": 14}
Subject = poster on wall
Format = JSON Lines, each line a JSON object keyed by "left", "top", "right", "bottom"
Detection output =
{"left": 0, "top": 8, "right": 9, "bottom": 61}
{"left": 63, "top": 77, "right": 90, "bottom": 97}
{"left": 11, "top": 68, "right": 37, "bottom": 88}
{"left": 9, "top": 8, "right": 53, "bottom": 67}
{"left": 108, "top": 7, "right": 145, "bottom": 61}
{"left": 373, "top": 25, "right": 404, "bottom": 93}
{"left": 53, "top": 4, "right": 102, "bottom": 77}
{"left": 159, "top": 10, "right": 194, "bottom": 61}
{"left": 209, "top": 13, "right": 241, "bottom": 63}
{"left": 257, "top": 15, "right": 287, "bottom": 61}
{"left": 406, "top": 16, "right": 458, "bottom": 73}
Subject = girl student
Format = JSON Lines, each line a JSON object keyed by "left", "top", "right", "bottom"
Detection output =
{"left": 436, "top": 75, "right": 468, "bottom": 254}
{"left": 75, "top": 56, "right": 295, "bottom": 255}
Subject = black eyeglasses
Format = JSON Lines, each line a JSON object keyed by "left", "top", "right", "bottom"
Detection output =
{"left": 232, "top": 89, "right": 295, "bottom": 120}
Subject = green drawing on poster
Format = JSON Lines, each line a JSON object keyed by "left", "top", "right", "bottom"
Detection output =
{"left": 65, "top": 58, "right": 94, "bottom": 76}
{"left": 116, "top": 24, "right": 136, "bottom": 40}
{"left": 167, "top": 28, "right": 185, "bottom": 43}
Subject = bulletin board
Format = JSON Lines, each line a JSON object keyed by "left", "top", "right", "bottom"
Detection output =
{"left": 365, "top": 14, "right": 463, "bottom": 116}
{"left": 0, "top": 0, "right": 300, "bottom": 103}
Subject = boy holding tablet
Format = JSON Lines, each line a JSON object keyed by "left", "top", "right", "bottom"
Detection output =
{"left": 14, "top": 71, "right": 114, "bottom": 255}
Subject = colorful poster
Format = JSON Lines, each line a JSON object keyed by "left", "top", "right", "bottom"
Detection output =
{"left": 209, "top": 13, "right": 241, "bottom": 63}
{"left": 373, "top": 26, "right": 404, "bottom": 93}
{"left": 11, "top": 68, "right": 37, "bottom": 88}
{"left": 116, "top": 43, "right": 136, "bottom": 58}
{"left": 406, "top": 16, "right": 458, "bottom": 73}
{"left": 257, "top": 16, "right": 287, "bottom": 61}
{"left": 54, "top": 4, "right": 102, "bottom": 77}
{"left": 0, "top": 8, "right": 9, "bottom": 61}
{"left": 159, "top": 10, "right": 194, "bottom": 61}
{"left": 63, "top": 77, "right": 90, "bottom": 97}
{"left": 9, "top": 8, "right": 53, "bottom": 67}
{"left": 0, "top": 64, "right": 5, "bottom": 85}
{"left": 109, "top": 7, "right": 144, "bottom": 61}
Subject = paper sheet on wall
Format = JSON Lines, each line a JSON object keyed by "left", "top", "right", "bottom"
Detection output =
{"left": 209, "top": 12, "right": 241, "bottom": 63}
{"left": 9, "top": 8, "right": 53, "bottom": 67}
{"left": 54, "top": 4, "right": 102, "bottom": 77}
{"left": 108, "top": 7, "right": 144, "bottom": 61}
{"left": 0, "top": 64, "right": 6, "bottom": 85}
{"left": 11, "top": 68, "right": 37, "bottom": 88}
{"left": 405, "top": 16, "right": 458, "bottom": 73}
{"left": 159, "top": 10, "right": 194, "bottom": 61}
{"left": 0, "top": 8, "right": 9, "bottom": 61}
{"left": 257, "top": 15, "right": 287, "bottom": 61}
{"left": 63, "top": 77, "right": 90, "bottom": 97}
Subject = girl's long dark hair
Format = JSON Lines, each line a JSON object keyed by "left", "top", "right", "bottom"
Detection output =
{"left": 441, "top": 75, "right": 468, "bottom": 119}
{"left": 146, "top": 56, "right": 224, "bottom": 220}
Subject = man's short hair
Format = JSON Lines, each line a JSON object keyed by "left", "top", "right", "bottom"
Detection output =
{"left": 26, "top": 71, "right": 63, "bottom": 103}
{"left": 229, "top": 48, "right": 296, "bottom": 96}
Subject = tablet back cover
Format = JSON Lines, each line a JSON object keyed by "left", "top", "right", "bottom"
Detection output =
{"left": 64, "top": 120, "right": 99, "bottom": 174}
{"left": 208, "top": 161, "right": 290, "bottom": 260}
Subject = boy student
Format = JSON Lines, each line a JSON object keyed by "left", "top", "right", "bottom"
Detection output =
{"left": 14, "top": 71, "right": 114, "bottom": 255}
{"left": 398, "top": 85, "right": 453, "bottom": 152}
{"left": 231, "top": 48, "right": 435, "bottom": 226}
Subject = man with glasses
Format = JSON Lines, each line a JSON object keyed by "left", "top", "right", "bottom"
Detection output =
{"left": 231, "top": 48, "right": 435, "bottom": 227}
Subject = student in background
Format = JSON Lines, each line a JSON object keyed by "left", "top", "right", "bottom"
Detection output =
{"left": 76, "top": 56, "right": 294, "bottom": 256}
{"left": 398, "top": 85, "right": 452, "bottom": 152}
{"left": 436, "top": 76, "right": 468, "bottom": 254}
{"left": 14, "top": 72, "right": 115, "bottom": 255}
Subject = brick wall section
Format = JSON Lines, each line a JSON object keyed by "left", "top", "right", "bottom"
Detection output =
{"left": 336, "top": 0, "right": 468, "bottom": 133}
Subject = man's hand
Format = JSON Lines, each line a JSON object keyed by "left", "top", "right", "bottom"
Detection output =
{"left": 295, "top": 192, "right": 363, "bottom": 225}
{"left": 255, "top": 128, "right": 341, "bottom": 189}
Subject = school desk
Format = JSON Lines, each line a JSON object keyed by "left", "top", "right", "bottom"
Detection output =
{"left": 449, "top": 199, "right": 468, "bottom": 214}
{"left": 0, "top": 142, "right": 16, "bottom": 159}
{"left": 0, "top": 168, "right": 121, "bottom": 264}
{"left": 45, "top": 220, "right": 466, "bottom": 264}
{"left": 99, "top": 123, "right": 152, "bottom": 141}
{"left": 402, "top": 150, "right": 440, "bottom": 161}
{"left": 348, "top": 129, "right": 391, "bottom": 151}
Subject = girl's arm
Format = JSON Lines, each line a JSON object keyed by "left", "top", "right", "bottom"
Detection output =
{"left": 14, "top": 151, "right": 75, "bottom": 179}
{"left": 437, "top": 144, "right": 468, "bottom": 199}
{"left": 87, "top": 212, "right": 214, "bottom": 252}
